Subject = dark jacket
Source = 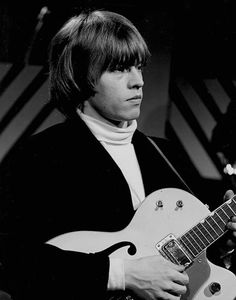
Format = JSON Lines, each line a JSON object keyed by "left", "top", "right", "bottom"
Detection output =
{"left": 0, "top": 115, "right": 197, "bottom": 300}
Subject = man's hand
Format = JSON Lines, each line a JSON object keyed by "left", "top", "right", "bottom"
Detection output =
{"left": 124, "top": 255, "right": 189, "bottom": 300}
{"left": 224, "top": 190, "right": 236, "bottom": 250}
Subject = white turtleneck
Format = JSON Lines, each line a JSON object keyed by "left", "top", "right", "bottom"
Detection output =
{"left": 77, "top": 109, "right": 146, "bottom": 291}
{"left": 78, "top": 109, "right": 145, "bottom": 210}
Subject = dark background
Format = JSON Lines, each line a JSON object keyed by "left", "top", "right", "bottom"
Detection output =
{"left": 1, "top": 0, "right": 236, "bottom": 78}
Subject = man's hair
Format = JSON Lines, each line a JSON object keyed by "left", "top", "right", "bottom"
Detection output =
{"left": 48, "top": 9, "right": 150, "bottom": 117}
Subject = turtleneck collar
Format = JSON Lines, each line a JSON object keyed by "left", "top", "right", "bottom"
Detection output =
{"left": 77, "top": 109, "right": 137, "bottom": 145}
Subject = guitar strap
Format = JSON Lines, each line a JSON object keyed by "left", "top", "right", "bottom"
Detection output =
{"left": 147, "top": 136, "right": 194, "bottom": 195}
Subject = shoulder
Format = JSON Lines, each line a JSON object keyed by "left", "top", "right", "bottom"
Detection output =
{"left": 21, "top": 122, "right": 68, "bottom": 157}
{"left": 142, "top": 133, "right": 203, "bottom": 196}
{"left": 134, "top": 130, "right": 175, "bottom": 154}
{"left": 2, "top": 121, "right": 71, "bottom": 169}
{"left": 20, "top": 116, "right": 86, "bottom": 153}
{"left": 147, "top": 135, "right": 173, "bottom": 150}
{"left": 30, "top": 121, "right": 69, "bottom": 144}
{"left": 147, "top": 135, "right": 187, "bottom": 169}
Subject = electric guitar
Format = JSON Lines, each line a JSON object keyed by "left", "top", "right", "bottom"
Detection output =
{"left": 47, "top": 188, "right": 236, "bottom": 299}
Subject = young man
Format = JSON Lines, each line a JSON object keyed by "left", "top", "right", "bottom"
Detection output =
{"left": 0, "top": 9, "right": 236, "bottom": 300}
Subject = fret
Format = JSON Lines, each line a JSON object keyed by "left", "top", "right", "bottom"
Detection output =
{"left": 225, "top": 198, "right": 236, "bottom": 215}
{"left": 188, "top": 228, "right": 205, "bottom": 250}
{"left": 184, "top": 232, "right": 202, "bottom": 254}
{"left": 211, "top": 214, "right": 225, "bottom": 233}
{"left": 215, "top": 206, "right": 230, "bottom": 224}
{"left": 181, "top": 235, "right": 198, "bottom": 257}
{"left": 231, "top": 198, "right": 236, "bottom": 212}
{"left": 229, "top": 195, "right": 236, "bottom": 210}
{"left": 201, "top": 218, "right": 219, "bottom": 241}
{"left": 205, "top": 215, "right": 224, "bottom": 236}
{"left": 228, "top": 203, "right": 236, "bottom": 215}
{"left": 205, "top": 218, "right": 219, "bottom": 238}
{"left": 219, "top": 204, "right": 231, "bottom": 219}
{"left": 213, "top": 211, "right": 227, "bottom": 230}
{"left": 197, "top": 222, "right": 214, "bottom": 243}
{"left": 194, "top": 225, "right": 209, "bottom": 247}
{"left": 222, "top": 206, "right": 232, "bottom": 218}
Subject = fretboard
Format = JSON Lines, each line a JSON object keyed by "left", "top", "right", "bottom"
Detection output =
{"left": 178, "top": 195, "right": 236, "bottom": 258}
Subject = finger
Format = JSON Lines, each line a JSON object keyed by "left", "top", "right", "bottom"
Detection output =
{"left": 173, "top": 271, "right": 189, "bottom": 286}
{"left": 228, "top": 218, "right": 236, "bottom": 230}
{"left": 224, "top": 189, "right": 235, "bottom": 201}
{"left": 158, "top": 290, "right": 185, "bottom": 300}
{"left": 169, "top": 261, "right": 186, "bottom": 272}
{"left": 163, "top": 283, "right": 187, "bottom": 299}
{"left": 169, "top": 282, "right": 188, "bottom": 295}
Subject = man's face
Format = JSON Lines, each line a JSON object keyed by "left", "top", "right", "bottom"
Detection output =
{"left": 84, "top": 65, "right": 144, "bottom": 127}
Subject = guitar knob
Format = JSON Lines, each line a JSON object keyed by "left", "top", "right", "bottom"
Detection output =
{"left": 156, "top": 200, "right": 163, "bottom": 208}
{"left": 176, "top": 200, "right": 183, "bottom": 208}
{"left": 209, "top": 282, "right": 221, "bottom": 294}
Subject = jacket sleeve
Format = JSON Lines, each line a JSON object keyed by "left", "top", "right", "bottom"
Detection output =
{"left": 0, "top": 144, "right": 110, "bottom": 300}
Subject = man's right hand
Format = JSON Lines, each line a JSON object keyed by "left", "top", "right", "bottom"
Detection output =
{"left": 124, "top": 255, "right": 189, "bottom": 300}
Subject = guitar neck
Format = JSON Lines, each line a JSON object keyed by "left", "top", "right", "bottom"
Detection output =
{"left": 178, "top": 195, "right": 236, "bottom": 259}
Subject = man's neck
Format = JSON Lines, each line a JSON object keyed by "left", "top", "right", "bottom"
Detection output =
{"left": 82, "top": 102, "right": 128, "bottom": 128}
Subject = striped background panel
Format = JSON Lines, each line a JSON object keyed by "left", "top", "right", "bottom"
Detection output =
{"left": 0, "top": 62, "right": 235, "bottom": 182}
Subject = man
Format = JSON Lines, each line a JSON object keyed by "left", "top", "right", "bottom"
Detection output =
{"left": 0, "top": 9, "right": 235, "bottom": 300}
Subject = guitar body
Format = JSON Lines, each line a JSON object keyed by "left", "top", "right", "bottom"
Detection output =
{"left": 48, "top": 188, "right": 236, "bottom": 299}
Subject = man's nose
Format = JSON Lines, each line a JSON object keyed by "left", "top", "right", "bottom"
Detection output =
{"left": 128, "top": 67, "right": 144, "bottom": 89}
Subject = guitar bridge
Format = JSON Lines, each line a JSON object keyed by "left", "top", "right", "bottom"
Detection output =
{"left": 156, "top": 234, "right": 192, "bottom": 268}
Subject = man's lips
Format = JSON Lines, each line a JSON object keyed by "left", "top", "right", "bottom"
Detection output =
{"left": 127, "top": 95, "right": 142, "bottom": 101}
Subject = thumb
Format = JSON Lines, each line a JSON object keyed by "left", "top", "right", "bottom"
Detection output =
{"left": 224, "top": 189, "right": 235, "bottom": 201}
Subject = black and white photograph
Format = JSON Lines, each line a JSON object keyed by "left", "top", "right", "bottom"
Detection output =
{"left": 0, "top": 1, "right": 236, "bottom": 299}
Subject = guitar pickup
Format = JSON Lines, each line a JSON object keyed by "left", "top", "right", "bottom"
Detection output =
{"left": 156, "top": 234, "right": 192, "bottom": 268}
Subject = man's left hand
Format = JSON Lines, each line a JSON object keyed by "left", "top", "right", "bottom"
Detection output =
{"left": 224, "top": 190, "right": 236, "bottom": 250}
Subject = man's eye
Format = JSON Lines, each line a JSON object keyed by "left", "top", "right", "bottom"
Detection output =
{"left": 137, "top": 64, "right": 143, "bottom": 71}
{"left": 115, "top": 65, "right": 128, "bottom": 72}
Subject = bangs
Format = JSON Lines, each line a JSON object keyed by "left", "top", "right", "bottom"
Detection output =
{"left": 103, "top": 33, "right": 150, "bottom": 71}
{"left": 88, "top": 18, "right": 150, "bottom": 79}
